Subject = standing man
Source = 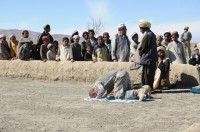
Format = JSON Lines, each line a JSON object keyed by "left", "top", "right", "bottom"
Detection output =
{"left": 111, "top": 23, "right": 130, "bottom": 62}
{"left": 181, "top": 26, "right": 192, "bottom": 58}
{"left": 138, "top": 20, "right": 157, "bottom": 92}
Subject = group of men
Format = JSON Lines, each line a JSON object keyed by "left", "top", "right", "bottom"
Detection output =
{"left": 0, "top": 20, "right": 196, "bottom": 101}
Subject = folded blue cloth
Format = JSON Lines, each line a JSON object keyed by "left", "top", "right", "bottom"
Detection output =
{"left": 191, "top": 87, "right": 200, "bottom": 94}
{"left": 84, "top": 97, "right": 139, "bottom": 103}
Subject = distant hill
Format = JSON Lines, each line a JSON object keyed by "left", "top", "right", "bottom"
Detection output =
{"left": 0, "top": 29, "right": 70, "bottom": 44}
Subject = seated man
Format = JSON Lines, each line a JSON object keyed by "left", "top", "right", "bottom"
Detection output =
{"left": 0, "top": 34, "right": 11, "bottom": 60}
{"left": 189, "top": 46, "right": 200, "bottom": 66}
{"left": 89, "top": 70, "right": 151, "bottom": 101}
{"left": 18, "top": 30, "right": 33, "bottom": 60}
{"left": 154, "top": 46, "right": 170, "bottom": 91}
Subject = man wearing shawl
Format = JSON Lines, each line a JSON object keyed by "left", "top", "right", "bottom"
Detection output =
{"left": 137, "top": 20, "right": 157, "bottom": 92}
{"left": 0, "top": 34, "right": 11, "bottom": 60}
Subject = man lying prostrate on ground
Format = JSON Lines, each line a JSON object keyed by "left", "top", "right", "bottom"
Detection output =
{"left": 89, "top": 70, "right": 151, "bottom": 101}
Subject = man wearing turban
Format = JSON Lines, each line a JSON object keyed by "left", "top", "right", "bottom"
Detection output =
{"left": 137, "top": 19, "right": 158, "bottom": 93}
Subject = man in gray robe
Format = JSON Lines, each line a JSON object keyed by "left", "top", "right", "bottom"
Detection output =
{"left": 111, "top": 24, "right": 130, "bottom": 62}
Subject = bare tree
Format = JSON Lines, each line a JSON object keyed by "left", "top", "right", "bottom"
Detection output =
{"left": 87, "top": 17, "right": 104, "bottom": 35}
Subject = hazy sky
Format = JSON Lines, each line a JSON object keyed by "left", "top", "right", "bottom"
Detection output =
{"left": 0, "top": 0, "right": 200, "bottom": 42}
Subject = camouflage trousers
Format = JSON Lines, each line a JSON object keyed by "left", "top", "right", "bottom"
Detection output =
{"left": 95, "top": 70, "right": 131, "bottom": 99}
{"left": 183, "top": 41, "right": 191, "bottom": 58}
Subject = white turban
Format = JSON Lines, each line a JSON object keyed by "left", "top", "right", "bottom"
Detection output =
{"left": 73, "top": 35, "right": 80, "bottom": 39}
{"left": 139, "top": 19, "right": 151, "bottom": 29}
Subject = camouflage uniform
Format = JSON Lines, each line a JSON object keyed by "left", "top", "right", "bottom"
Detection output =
{"left": 95, "top": 70, "right": 132, "bottom": 99}
{"left": 181, "top": 30, "right": 192, "bottom": 58}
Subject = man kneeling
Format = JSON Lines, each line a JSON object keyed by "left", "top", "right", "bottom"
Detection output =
{"left": 89, "top": 70, "right": 151, "bottom": 101}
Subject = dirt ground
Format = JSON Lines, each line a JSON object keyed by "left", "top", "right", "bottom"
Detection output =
{"left": 0, "top": 77, "right": 200, "bottom": 132}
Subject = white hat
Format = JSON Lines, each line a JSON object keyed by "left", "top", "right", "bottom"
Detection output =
{"left": 0, "top": 34, "right": 6, "bottom": 38}
{"left": 139, "top": 19, "right": 151, "bottom": 28}
{"left": 47, "top": 43, "right": 54, "bottom": 49}
{"left": 73, "top": 35, "right": 80, "bottom": 39}
{"left": 118, "top": 23, "right": 126, "bottom": 29}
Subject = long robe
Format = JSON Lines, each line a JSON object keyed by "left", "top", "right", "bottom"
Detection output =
{"left": 0, "top": 41, "right": 11, "bottom": 60}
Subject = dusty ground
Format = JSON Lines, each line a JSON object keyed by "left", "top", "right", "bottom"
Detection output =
{"left": 0, "top": 77, "right": 200, "bottom": 132}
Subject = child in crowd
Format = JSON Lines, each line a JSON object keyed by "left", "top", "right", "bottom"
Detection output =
{"left": 156, "top": 35, "right": 163, "bottom": 47}
{"left": 57, "top": 37, "right": 70, "bottom": 61}
{"left": 162, "top": 32, "right": 172, "bottom": 47}
{"left": 9, "top": 35, "right": 18, "bottom": 58}
{"left": 70, "top": 35, "right": 83, "bottom": 62}
{"left": 30, "top": 43, "right": 40, "bottom": 60}
{"left": 47, "top": 43, "right": 56, "bottom": 60}
{"left": 52, "top": 40, "right": 59, "bottom": 52}
{"left": 129, "top": 32, "right": 139, "bottom": 62}
{"left": 103, "top": 32, "right": 111, "bottom": 51}
{"left": 84, "top": 44, "right": 92, "bottom": 61}
{"left": 103, "top": 32, "right": 111, "bottom": 61}
{"left": 40, "top": 36, "right": 49, "bottom": 61}
{"left": 92, "top": 36, "right": 109, "bottom": 62}
{"left": 154, "top": 46, "right": 170, "bottom": 91}
{"left": 86, "top": 29, "right": 97, "bottom": 48}
{"left": 81, "top": 31, "right": 89, "bottom": 56}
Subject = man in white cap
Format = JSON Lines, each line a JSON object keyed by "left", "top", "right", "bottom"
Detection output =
{"left": 181, "top": 26, "right": 192, "bottom": 58}
{"left": 137, "top": 19, "right": 157, "bottom": 92}
{"left": 70, "top": 30, "right": 79, "bottom": 44}
{"left": 111, "top": 23, "right": 130, "bottom": 62}
{"left": 37, "top": 24, "right": 54, "bottom": 57}
{"left": 0, "top": 34, "right": 11, "bottom": 60}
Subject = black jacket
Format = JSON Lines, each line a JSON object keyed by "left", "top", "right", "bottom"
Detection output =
{"left": 189, "top": 54, "right": 200, "bottom": 66}
{"left": 37, "top": 31, "right": 54, "bottom": 47}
